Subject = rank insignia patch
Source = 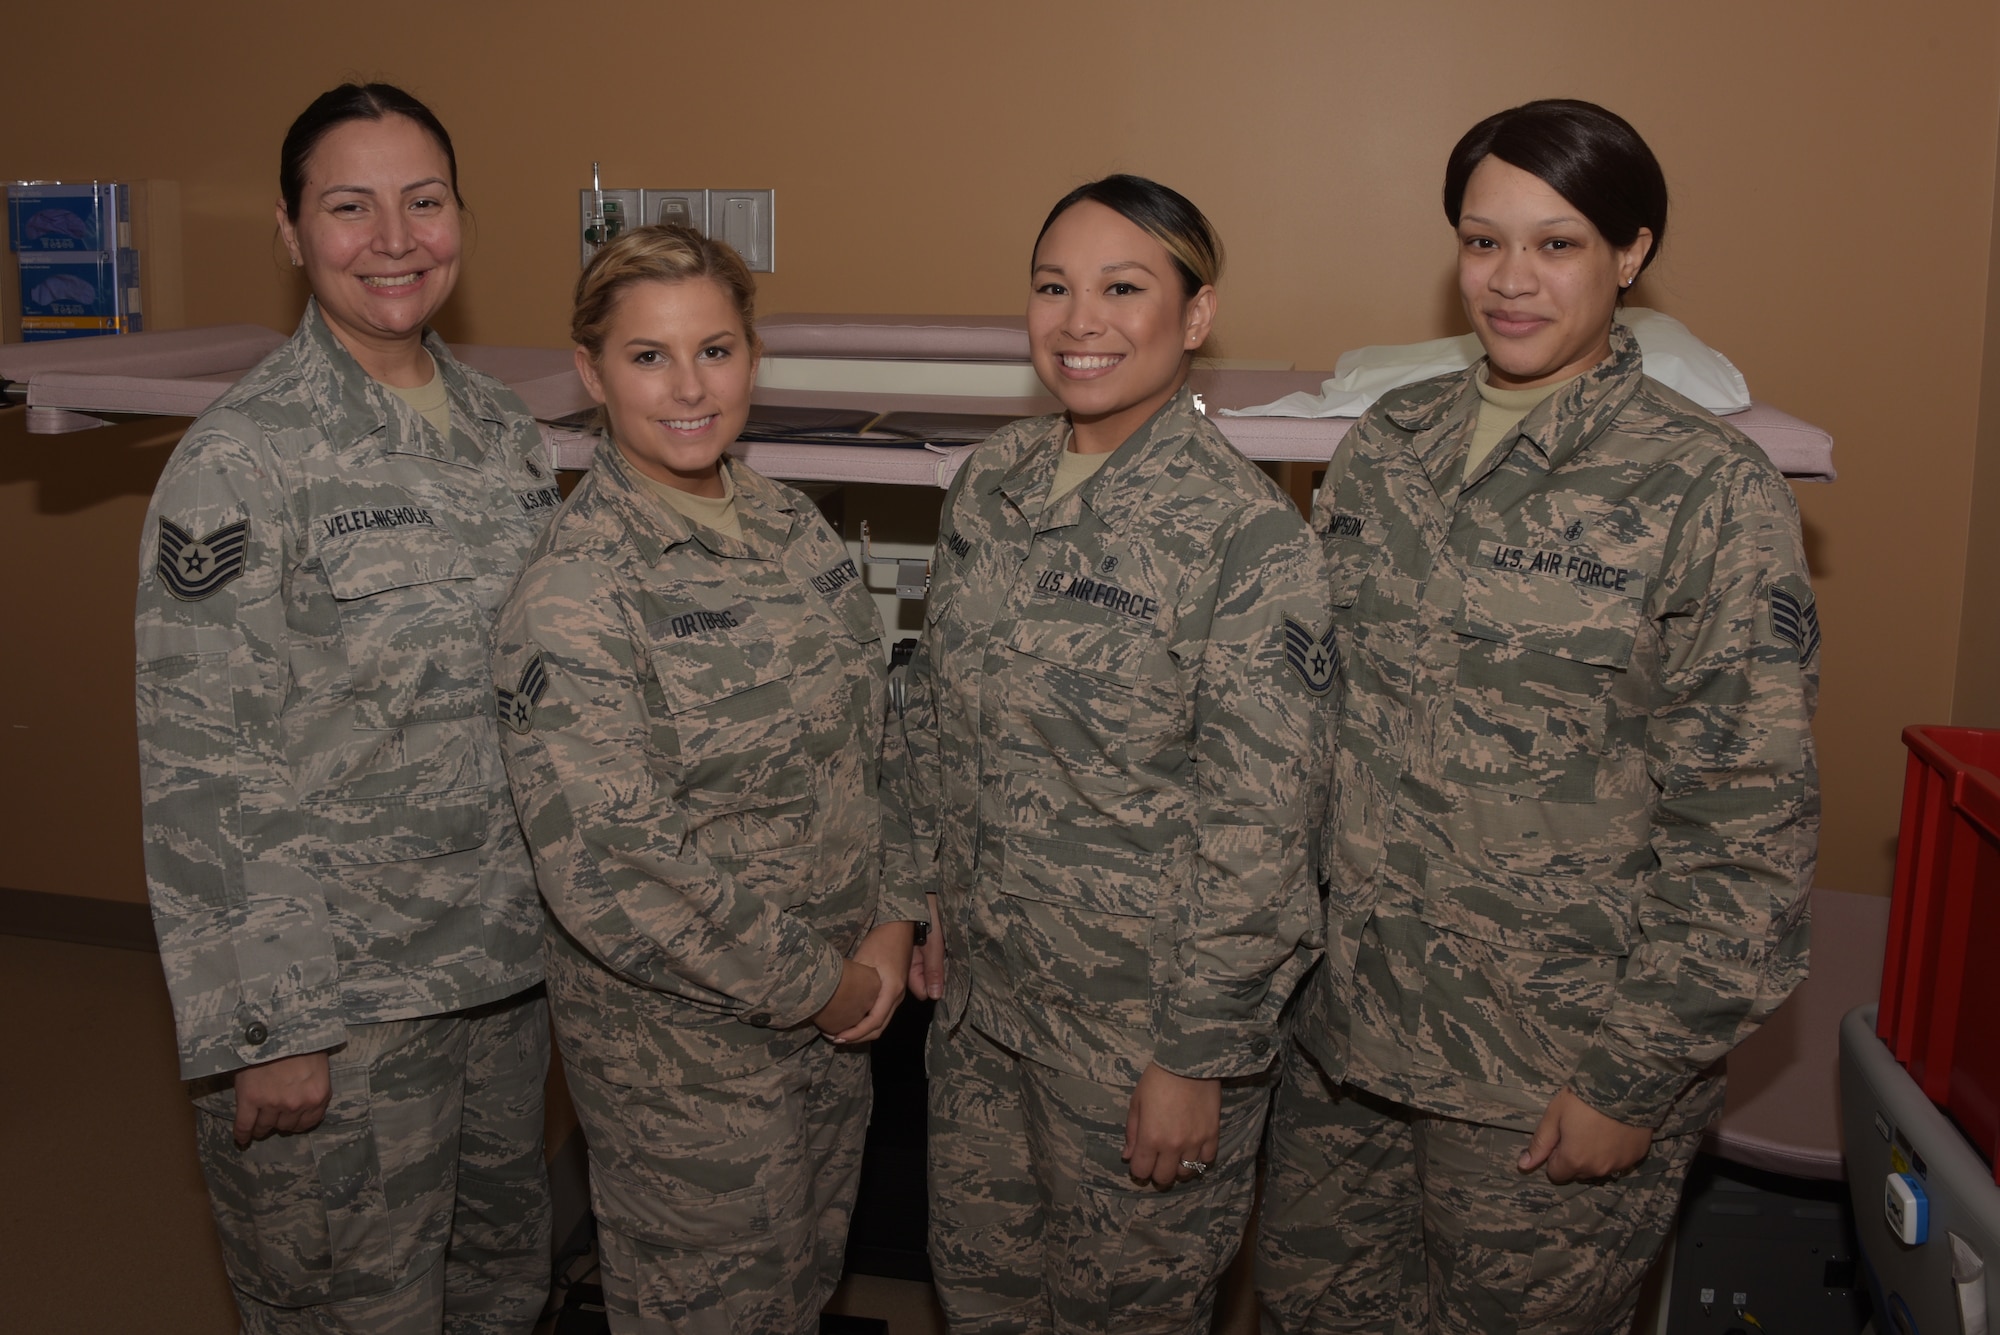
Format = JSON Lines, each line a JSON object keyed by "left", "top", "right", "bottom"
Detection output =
{"left": 498, "top": 655, "right": 548, "bottom": 734}
{"left": 1283, "top": 617, "right": 1339, "bottom": 694}
{"left": 1769, "top": 584, "right": 1822, "bottom": 665}
{"left": 157, "top": 518, "right": 249, "bottom": 601}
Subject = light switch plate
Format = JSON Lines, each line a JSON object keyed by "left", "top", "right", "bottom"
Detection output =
{"left": 710, "top": 189, "right": 774, "bottom": 271}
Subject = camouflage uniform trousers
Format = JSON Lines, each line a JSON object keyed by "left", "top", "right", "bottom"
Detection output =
{"left": 927, "top": 1019, "right": 1272, "bottom": 1335}
{"left": 190, "top": 988, "right": 553, "bottom": 1334}
{"left": 562, "top": 1036, "right": 872, "bottom": 1334}
{"left": 1256, "top": 1040, "right": 1700, "bottom": 1334}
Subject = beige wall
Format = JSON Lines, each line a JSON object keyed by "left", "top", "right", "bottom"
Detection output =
{"left": 1957, "top": 112, "right": 2000, "bottom": 729}
{"left": 4, "top": 0, "right": 1998, "bottom": 901}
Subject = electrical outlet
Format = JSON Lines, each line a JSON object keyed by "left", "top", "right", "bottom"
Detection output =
{"left": 640, "top": 189, "right": 707, "bottom": 235}
{"left": 710, "top": 189, "right": 775, "bottom": 271}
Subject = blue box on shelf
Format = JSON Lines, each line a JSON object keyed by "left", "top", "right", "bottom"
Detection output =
{"left": 7, "top": 182, "right": 131, "bottom": 253}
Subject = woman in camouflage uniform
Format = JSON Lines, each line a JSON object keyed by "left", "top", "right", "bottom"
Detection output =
{"left": 492, "top": 225, "right": 919, "bottom": 1333}
{"left": 1258, "top": 100, "right": 1820, "bottom": 1334}
{"left": 135, "top": 84, "right": 553, "bottom": 1333}
{"left": 889, "top": 176, "right": 1330, "bottom": 1333}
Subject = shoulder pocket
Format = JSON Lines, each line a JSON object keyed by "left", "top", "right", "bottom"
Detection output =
{"left": 1445, "top": 571, "right": 1640, "bottom": 803}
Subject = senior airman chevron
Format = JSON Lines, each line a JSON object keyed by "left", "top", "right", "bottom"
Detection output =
{"left": 497, "top": 653, "right": 547, "bottom": 734}
{"left": 156, "top": 517, "right": 249, "bottom": 601}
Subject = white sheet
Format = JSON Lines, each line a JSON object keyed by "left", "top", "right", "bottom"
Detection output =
{"left": 1223, "top": 308, "right": 1752, "bottom": 419}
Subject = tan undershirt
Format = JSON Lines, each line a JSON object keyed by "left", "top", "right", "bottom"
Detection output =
{"left": 1464, "top": 370, "right": 1578, "bottom": 479}
{"left": 1049, "top": 443, "right": 1114, "bottom": 504}
{"left": 383, "top": 354, "right": 451, "bottom": 440}
{"left": 635, "top": 462, "right": 743, "bottom": 539}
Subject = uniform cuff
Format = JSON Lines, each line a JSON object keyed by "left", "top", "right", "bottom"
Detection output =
{"left": 1569, "top": 1041, "right": 1692, "bottom": 1129}
{"left": 740, "top": 933, "right": 845, "bottom": 1031}
{"left": 877, "top": 845, "right": 935, "bottom": 925}
{"left": 1151, "top": 1005, "right": 1279, "bottom": 1080}
{"left": 177, "top": 989, "right": 347, "bottom": 1081}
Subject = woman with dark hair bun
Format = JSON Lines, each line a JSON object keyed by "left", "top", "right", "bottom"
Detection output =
{"left": 888, "top": 174, "right": 1329, "bottom": 1332}
{"left": 1259, "top": 99, "right": 1819, "bottom": 1333}
{"left": 136, "top": 83, "right": 552, "bottom": 1332}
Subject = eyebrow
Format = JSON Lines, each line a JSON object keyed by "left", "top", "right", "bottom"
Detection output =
{"left": 1032, "top": 259, "right": 1161, "bottom": 277}
{"left": 621, "top": 331, "right": 738, "bottom": 348}
{"left": 1460, "top": 212, "right": 1585, "bottom": 229}
{"left": 319, "top": 177, "right": 451, "bottom": 197}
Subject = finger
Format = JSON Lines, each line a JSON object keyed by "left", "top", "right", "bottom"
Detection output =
{"left": 233, "top": 1103, "right": 257, "bottom": 1149}
{"left": 1519, "top": 1106, "right": 1561, "bottom": 1173}
{"left": 1123, "top": 1095, "right": 1141, "bottom": 1162}
{"left": 247, "top": 1100, "right": 281, "bottom": 1145}
{"left": 907, "top": 956, "right": 930, "bottom": 1000}
{"left": 835, "top": 980, "right": 901, "bottom": 1044}
{"left": 296, "top": 1100, "right": 329, "bottom": 1136}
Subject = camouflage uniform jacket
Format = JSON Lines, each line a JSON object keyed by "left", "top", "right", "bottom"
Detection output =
{"left": 1300, "top": 324, "right": 1819, "bottom": 1134}
{"left": 885, "top": 387, "right": 1331, "bottom": 1087}
{"left": 136, "top": 301, "right": 558, "bottom": 1081}
{"left": 494, "top": 441, "right": 903, "bottom": 1087}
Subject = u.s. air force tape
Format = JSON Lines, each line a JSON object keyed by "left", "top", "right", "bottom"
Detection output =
{"left": 498, "top": 654, "right": 548, "bottom": 734}
{"left": 157, "top": 518, "right": 249, "bottom": 601}
{"left": 1283, "top": 617, "right": 1338, "bottom": 693}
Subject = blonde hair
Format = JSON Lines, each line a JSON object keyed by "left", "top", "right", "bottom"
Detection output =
{"left": 570, "top": 223, "right": 760, "bottom": 359}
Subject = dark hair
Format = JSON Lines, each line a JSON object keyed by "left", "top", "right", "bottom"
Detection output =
{"left": 1443, "top": 99, "right": 1667, "bottom": 277}
{"left": 1033, "top": 174, "right": 1223, "bottom": 297}
{"left": 279, "top": 83, "right": 460, "bottom": 221}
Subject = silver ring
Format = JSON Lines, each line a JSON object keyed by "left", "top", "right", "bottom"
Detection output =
{"left": 1179, "top": 1159, "right": 1209, "bottom": 1176}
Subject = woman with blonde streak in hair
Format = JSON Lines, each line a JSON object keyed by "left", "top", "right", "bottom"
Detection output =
{"left": 886, "top": 175, "right": 1331, "bottom": 1333}
{"left": 492, "top": 224, "right": 917, "bottom": 1333}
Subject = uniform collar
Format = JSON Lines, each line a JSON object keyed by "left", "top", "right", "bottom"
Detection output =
{"left": 295, "top": 299, "right": 508, "bottom": 464}
{"left": 1389, "top": 322, "right": 1647, "bottom": 494}
{"left": 589, "top": 436, "right": 797, "bottom": 567}
{"left": 995, "top": 383, "right": 1203, "bottom": 533}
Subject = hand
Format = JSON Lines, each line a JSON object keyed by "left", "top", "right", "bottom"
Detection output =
{"left": 232, "top": 1051, "right": 332, "bottom": 1148}
{"left": 907, "top": 895, "right": 946, "bottom": 1001}
{"left": 1122, "top": 1062, "right": 1222, "bottom": 1189}
{"left": 812, "top": 958, "right": 884, "bottom": 1038}
{"left": 833, "top": 921, "right": 915, "bottom": 1044}
{"left": 1519, "top": 1088, "right": 1653, "bottom": 1184}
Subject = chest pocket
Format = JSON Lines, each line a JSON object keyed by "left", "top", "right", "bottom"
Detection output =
{"left": 1445, "top": 570, "right": 1640, "bottom": 804}
{"left": 320, "top": 526, "right": 487, "bottom": 731}
{"left": 1003, "top": 611, "right": 1170, "bottom": 792}
{"left": 646, "top": 620, "right": 810, "bottom": 847}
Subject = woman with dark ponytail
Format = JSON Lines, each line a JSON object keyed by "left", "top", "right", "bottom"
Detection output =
{"left": 136, "top": 83, "right": 553, "bottom": 1332}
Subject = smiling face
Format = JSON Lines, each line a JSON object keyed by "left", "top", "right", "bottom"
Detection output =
{"left": 1455, "top": 155, "right": 1653, "bottom": 389}
{"left": 1027, "top": 200, "right": 1215, "bottom": 454}
{"left": 576, "top": 277, "right": 758, "bottom": 498}
{"left": 276, "top": 114, "right": 461, "bottom": 380}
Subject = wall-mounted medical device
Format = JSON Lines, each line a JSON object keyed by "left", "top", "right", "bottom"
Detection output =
{"left": 579, "top": 164, "right": 774, "bottom": 272}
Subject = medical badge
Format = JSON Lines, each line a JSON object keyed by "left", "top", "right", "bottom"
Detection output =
{"left": 1769, "top": 583, "right": 1822, "bottom": 665}
{"left": 497, "top": 654, "right": 548, "bottom": 734}
{"left": 1283, "top": 616, "right": 1339, "bottom": 694}
{"left": 157, "top": 518, "right": 249, "bottom": 601}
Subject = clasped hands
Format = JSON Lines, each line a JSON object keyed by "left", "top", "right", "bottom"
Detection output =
{"left": 812, "top": 919, "right": 915, "bottom": 1045}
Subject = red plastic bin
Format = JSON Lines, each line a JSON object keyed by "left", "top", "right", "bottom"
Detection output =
{"left": 1878, "top": 724, "right": 2000, "bottom": 1182}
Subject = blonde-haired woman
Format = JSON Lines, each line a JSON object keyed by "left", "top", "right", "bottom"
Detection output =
{"left": 493, "top": 224, "right": 918, "bottom": 1333}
